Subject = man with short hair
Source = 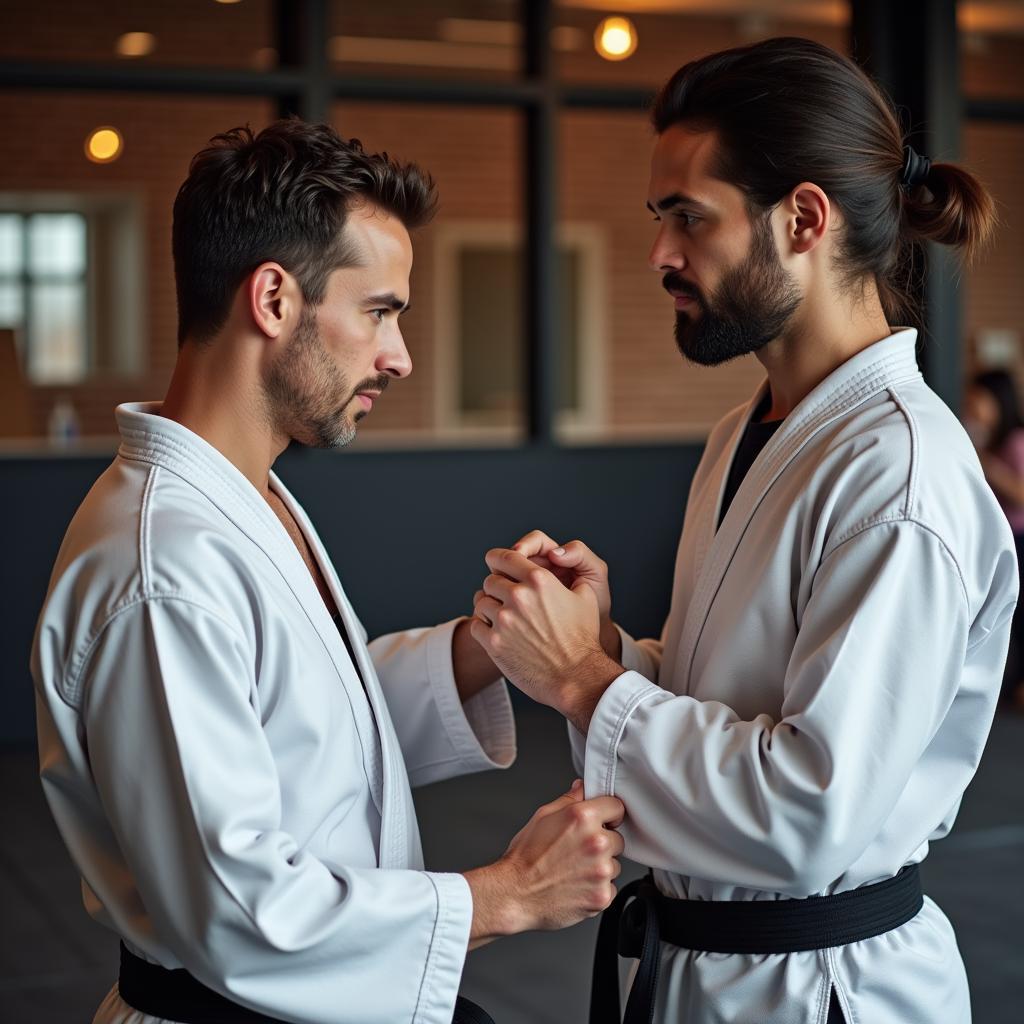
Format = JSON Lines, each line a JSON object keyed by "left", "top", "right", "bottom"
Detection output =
{"left": 32, "top": 119, "right": 624, "bottom": 1024}
{"left": 470, "top": 37, "right": 1016, "bottom": 1024}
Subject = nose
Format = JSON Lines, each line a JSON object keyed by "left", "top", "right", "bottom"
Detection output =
{"left": 378, "top": 325, "right": 412, "bottom": 380}
{"left": 648, "top": 224, "right": 685, "bottom": 275}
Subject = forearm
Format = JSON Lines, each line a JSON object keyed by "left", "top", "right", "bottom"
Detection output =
{"left": 462, "top": 862, "right": 523, "bottom": 950}
{"left": 452, "top": 616, "right": 503, "bottom": 702}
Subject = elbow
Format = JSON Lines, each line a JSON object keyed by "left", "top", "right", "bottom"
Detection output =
{"left": 768, "top": 812, "right": 856, "bottom": 898}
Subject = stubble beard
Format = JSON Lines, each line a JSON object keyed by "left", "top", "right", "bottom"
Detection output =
{"left": 264, "top": 306, "right": 359, "bottom": 450}
{"left": 670, "top": 214, "right": 802, "bottom": 367}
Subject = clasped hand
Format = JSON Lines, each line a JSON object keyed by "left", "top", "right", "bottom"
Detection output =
{"left": 470, "top": 531, "right": 622, "bottom": 733}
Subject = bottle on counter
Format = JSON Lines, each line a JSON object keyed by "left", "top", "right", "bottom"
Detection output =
{"left": 47, "top": 396, "right": 81, "bottom": 446}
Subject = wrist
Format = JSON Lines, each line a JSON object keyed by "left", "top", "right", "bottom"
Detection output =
{"left": 452, "top": 616, "right": 502, "bottom": 703}
{"left": 558, "top": 649, "right": 621, "bottom": 734}
{"left": 464, "top": 861, "right": 530, "bottom": 942}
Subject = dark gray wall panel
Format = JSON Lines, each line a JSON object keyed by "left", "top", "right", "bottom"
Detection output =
{"left": 1, "top": 443, "right": 703, "bottom": 743}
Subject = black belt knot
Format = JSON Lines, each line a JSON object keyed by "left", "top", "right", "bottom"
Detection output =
{"left": 590, "top": 864, "right": 923, "bottom": 1024}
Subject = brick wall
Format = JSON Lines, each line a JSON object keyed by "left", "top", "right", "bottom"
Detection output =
{"left": 0, "top": 4, "right": 1020, "bottom": 440}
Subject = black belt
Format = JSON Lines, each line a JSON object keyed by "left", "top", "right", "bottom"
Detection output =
{"left": 590, "top": 864, "right": 923, "bottom": 1024}
{"left": 119, "top": 943, "right": 495, "bottom": 1024}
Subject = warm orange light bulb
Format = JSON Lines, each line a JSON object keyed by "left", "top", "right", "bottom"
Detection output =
{"left": 595, "top": 16, "right": 637, "bottom": 61}
{"left": 115, "top": 32, "right": 156, "bottom": 58}
{"left": 85, "top": 127, "right": 123, "bottom": 164}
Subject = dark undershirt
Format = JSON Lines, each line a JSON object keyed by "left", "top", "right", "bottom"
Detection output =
{"left": 717, "top": 394, "right": 785, "bottom": 529}
{"left": 333, "top": 611, "right": 366, "bottom": 689}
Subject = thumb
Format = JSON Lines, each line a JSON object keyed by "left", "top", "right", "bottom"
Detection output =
{"left": 548, "top": 544, "right": 584, "bottom": 566}
{"left": 549, "top": 540, "right": 604, "bottom": 578}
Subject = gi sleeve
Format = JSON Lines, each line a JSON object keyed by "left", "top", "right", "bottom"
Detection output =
{"left": 568, "top": 623, "right": 663, "bottom": 777}
{"left": 579, "top": 520, "right": 984, "bottom": 897}
{"left": 80, "top": 595, "right": 471, "bottom": 1024}
{"left": 369, "top": 617, "right": 516, "bottom": 787}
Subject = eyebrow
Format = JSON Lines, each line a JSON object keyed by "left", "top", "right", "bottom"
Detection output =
{"left": 366, "top": 292, "right": 410, "bottom": 314}
{"left": 646, "top": 192, "right": 712, "bottom": 216}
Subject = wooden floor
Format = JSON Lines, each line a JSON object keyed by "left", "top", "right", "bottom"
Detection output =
{"left": 2, "top": 705, "right": 1022, "bottom": 1023}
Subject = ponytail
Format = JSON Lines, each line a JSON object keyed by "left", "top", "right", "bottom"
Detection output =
{"left": 903, "top": 162, "right": 997, "bottom": 262}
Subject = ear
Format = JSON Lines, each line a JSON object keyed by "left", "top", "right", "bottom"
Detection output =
{"left": 780, "top": 182, "right": 831, "bottom": 256}
{"left": 248, "top": 262, "right": 298, "bottom": 340}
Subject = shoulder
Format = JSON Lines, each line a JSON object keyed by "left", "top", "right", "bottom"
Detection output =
{"left": 810, "top": 381, "right": 1016, "bottom": 619}
{"left": 35, "top": 457, "right": 267, "bottom": 693}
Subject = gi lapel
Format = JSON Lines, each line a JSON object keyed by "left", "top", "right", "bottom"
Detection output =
{"left": 270, "top": 475, "right": 410, "bottom": 870}
{"left": 115, "top": 405, "right": 388, "bottom": 829}
{"left": 656, "top": 387, "right": 765, "bottom": 689}
{"left": 672, "top": 330, "right": 923, "bottom": 695}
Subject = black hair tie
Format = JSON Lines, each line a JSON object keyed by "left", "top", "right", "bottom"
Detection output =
{"left": 900, "top": 145, "right": 932, "bottom": 188}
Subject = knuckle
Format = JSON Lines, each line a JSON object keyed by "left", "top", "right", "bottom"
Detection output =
{"left": 527, "top": 568, "right": 548, "bottom": 587}
{"left": 572, "top": 804, "right": 596, "bottom": 827}
{"left": 586, "top": 832, "right": 610, "bottom": 855}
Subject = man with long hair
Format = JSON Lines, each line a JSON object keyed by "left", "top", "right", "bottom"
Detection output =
{"left": 471, "top": 37, "right": 1015, "bottom": 1024}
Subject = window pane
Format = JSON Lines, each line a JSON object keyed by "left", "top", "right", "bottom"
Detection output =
{"left": 0, "top": 282, "right": 23, "bottom": 328}
{"left": 961, "top": 3, "right": 1024, "bottom": 101}
{"left": 0, "top": 1, "right": 274, "bottom": 70}
{"left": 964, "top": 123, "right": 1024, "bottom": 377}
{"left": 0, "top": 215, "right": 22, "bottom": 275}
{"left": 28, "top": 282, "right": 87, "bottom": 383}
{"left": 331, "top": 1, "right": 522, "bottom": 80}
{"left": 0, "top": 90, "right": 275, "bottom": 436}
{"left": 28, "top": 213, "right": 86, "bottom": 277}
{"left": 458, "top": 246, "right": 577, "bottom": 422}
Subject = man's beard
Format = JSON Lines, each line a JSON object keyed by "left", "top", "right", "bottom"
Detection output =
{"left": 264, "top": 306, "right": 388, "bottom": 449}
{"left": 667, "top": 214, "right": 802, "bottom": 367}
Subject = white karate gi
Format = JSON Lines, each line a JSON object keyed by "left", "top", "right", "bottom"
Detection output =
{"left": 32, "top": 402, "right": 516, "bottom": 1024}
{"left": 573, "top": 330, "right": 1017, "bottom": 1023}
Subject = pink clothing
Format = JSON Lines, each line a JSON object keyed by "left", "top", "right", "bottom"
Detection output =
{"left": 995, "top": 429, "right": 1024, "bottom": 534}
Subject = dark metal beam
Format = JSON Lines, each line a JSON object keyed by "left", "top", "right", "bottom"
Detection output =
{"left": 966, "top": 98, "right": 1024, "bottom": 122}
{"left": 332, "top": 77, "right": 542, "bottom": 106}
{"left": 563, "top": 85, "right": 654, "bottom": 111}
{"left": 0, "top": 60, "right": 306, "bottom": 96}
{"left": 851, "top": 0, "right": 963, "bottom": 412}
{"left": 523, "top": 0, "right": 558, "bottom": 446}
{"left": 275, "top": 0, "right": 329, "bottom": 122}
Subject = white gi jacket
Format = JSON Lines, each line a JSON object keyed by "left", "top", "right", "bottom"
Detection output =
{"left": 32, "top": 403, "right": 516, "bottom": 1024}
{"left": 573, "top": 330, "right": 1017, "bottom": 1023}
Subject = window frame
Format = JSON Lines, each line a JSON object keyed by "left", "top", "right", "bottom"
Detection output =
{"left": 433, "top": 220, "right": 607, "bottom": 443}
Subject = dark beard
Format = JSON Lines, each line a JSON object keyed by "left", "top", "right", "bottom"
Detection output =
{"left": 264, "top": 307, "right": 387, "bottom": 449}
{"left": 668, "top": 214, "right": 801, "bottom": 367}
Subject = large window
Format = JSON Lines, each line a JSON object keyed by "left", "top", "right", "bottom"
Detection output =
{"left": 1, "top": 1, "right": 1019, "bottom": 443}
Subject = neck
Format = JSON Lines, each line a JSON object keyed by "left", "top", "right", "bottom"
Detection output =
{"left": 756, "top": 281, "right": 893, "bottom": 421}
{"left": 160, "top": 337, "right": 288, "bottom": 496}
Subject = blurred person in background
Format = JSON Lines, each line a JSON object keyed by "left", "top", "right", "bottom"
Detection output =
{"left": 965, "top": 368, "right": 1024, "bottom": 707}
{"left": 469, "top": 36, "right": 1015, "bottom": 1024}
{"left": 30, "top": 119, "right": 625, "bottom": 1024}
